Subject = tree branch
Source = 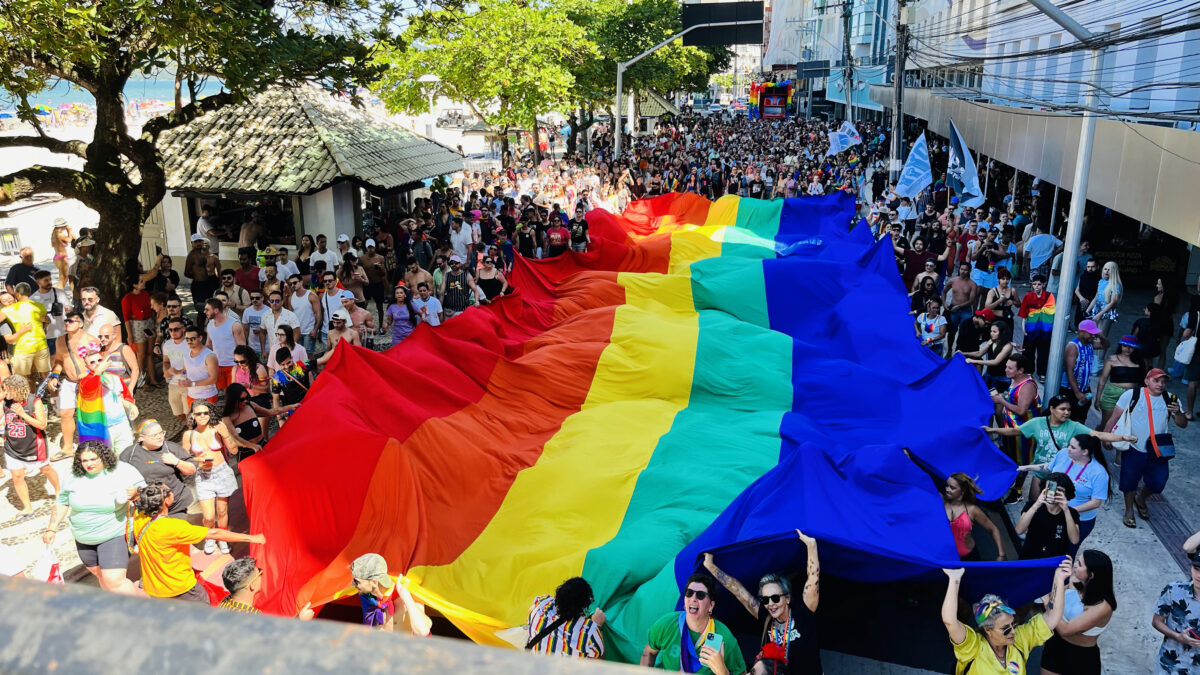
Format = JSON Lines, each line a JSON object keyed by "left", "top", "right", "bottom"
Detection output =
{"left": 9, "top": 51, "right": 98, "bottom": 94}
{"left": 0, "top": 165, "right": 94, "bottom": 207}
{"left": 0, "top": 135, "right": 88, "bottom": 158}
{"left": 140, "top": 91, "right": 234, "bottom": 142}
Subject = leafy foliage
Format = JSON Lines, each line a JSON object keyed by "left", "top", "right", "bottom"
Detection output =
{"left": 374, "top": 0, "right": 595, "bottom": 137}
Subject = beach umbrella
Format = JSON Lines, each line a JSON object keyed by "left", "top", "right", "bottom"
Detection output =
{"left": 33, "top": 104, "right": 54, "bottom": 115}
{"left": 0, "top": 110, "right": 15, "bottom": 119}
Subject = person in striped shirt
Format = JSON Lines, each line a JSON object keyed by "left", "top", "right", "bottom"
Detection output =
{"left": 525, "top": 576, "right": 605, "bottom": 658}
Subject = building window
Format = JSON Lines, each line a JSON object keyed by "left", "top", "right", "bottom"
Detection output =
{"left": 1129, "top": 17, "right": 1160, "bottom": 110}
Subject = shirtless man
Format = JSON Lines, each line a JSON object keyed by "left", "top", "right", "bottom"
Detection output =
{"left": 339, "top": 294, "right": 376, "bottom": 345}
{"left": 45, "top": 310, "right": 99, "bottom": 460}
{"left": 359, "top": 241, "right": 388, "bottom": 328}
{"left": 184, "top": 235, "right": 220, "bottom": 308}
{"left": 910, "top": 259, "right": 940, "bottom": 294}
{"left": 944, "top": 262, "right": 980, "bottom": 353}
{"left": 96, "top": 322, "right": 140, "bottom": 394}
{"left": 316, "top": 309, "right": 361, "bottom": 367}
{"left": 403, "top": 259, "right": 435, "bottom": 301}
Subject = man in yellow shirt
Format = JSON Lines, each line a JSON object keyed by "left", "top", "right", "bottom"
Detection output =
{"left": 2, "top": 282, "right": 49, "bottom": 383}
{"left": 132, "top": 481, "right": 264, "bottom": 602}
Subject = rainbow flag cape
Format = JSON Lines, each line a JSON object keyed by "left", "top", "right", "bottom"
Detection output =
{"left": 1022, "top": 292, "right": 1057, "bottom": 335}
{"left": 243, "top": 193, "right": 1058, "bottom": 661}
{"left": 75, "top": 373, "right": 110, "bottom": 445}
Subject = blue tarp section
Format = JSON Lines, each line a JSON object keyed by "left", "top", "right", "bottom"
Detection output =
{"left": 672, "top": 192, "right": 1059, "bottom": 620}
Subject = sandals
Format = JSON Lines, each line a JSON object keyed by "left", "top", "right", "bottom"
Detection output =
{"left": 1123, "top": 514, "right": 1137, "bottom": 528}
{"left": 1135, "top": 497, "right": 1151, "bottom": 521}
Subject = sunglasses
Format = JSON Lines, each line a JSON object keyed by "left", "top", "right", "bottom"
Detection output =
{"left": 684, "top": 589, "right": 709, "bottom": 600}
{"left": 250, "top": 296, "right": 263, "bottom": 301}
{"left": 268, "top": 298, "right": 280, "bottom": 304}
{"left": 239, "top": 396, "right": 249, "bottom": 403}
{"left": 193, "top": 411, "right": 210, "bottom": 416}
{"left": 234, "top": 359, "right": 247, "bottom": 365}
{"left": 759, "top": 594, "right": 785, "bottom": 605}
{"left": 169, "top": 326, "right": 184, "bottom": 332}
{"left": 65, "top": 318, "right": 81, "bottom": 324}
{"left": 222, "top": 277, "right": 234, "bottom": 281}
{"left": 185, "top": 336, "right": 200, "bottom": 342}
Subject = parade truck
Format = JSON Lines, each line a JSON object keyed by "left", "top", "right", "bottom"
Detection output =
{"left": 757, "top": 82, "right": 792, "bottom": 119}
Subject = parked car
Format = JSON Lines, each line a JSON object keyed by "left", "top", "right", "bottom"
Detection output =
{"left": 708, "top": 103, "right": 724, "bottom": 115}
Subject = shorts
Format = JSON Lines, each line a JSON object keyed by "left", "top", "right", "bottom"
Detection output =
{"left": 58, "top": 378, "right": 78, "bottom": 410}
{"left": 216, "top": 365, "right": 234, "bottom": 390}
{"left": 168, "top": 582, "right": 210, "bottom": 603}
{"left": 365, "top": 282, "right": 386, "bottom": 306}
{"left": 1100, "top": 382, "right": 1131, "bottom": 411}
{"left": 11, "top": 349, "right": 51, "bottom": 377}
{"left": 1119, "top": 449, "right": 1170, "bottom": 494}
{"left": 168, "top": 383, "right": 189, "bottom": 416}
{"left": 5, "top": 454, "right": 48, "bottom": 473}
{"left": 571, "top": 242, "right": 587, "bottom": 253}
{"left": 1039, "top": 633, "right": 1101, "bottom": 675}
{"left": 195, "top": 461, "right": 238, "bottom": 500}
{"left": 76, "top": 534, "right": 129, "bottom": 570}
{"left": 186, "top": 394, "right": 218, "bottom": 408}
{"left": 128, "top": 318, "right": 155, "bottom": 344}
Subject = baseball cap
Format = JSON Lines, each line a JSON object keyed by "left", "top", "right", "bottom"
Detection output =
{"left": 975, "top": 309, "right": 996, "bottom": 322}
{"left": 365, "top": 239, "right": 376, "bottom": 248}
{"left": 1146, "top": 368, "right": 1169, "bottom": 381}
{"left": 190, "top": 233, "right": 205, "bottom": 242}
{"left": 336, "top": 234, "right": 350, "bottom": 243}
{"left": 1077, "top": 319, "right": 1099, "bottom": 334}
{"left": 331, "top": 309, "right": 350, "bottom": 322}
{"left": 449, "top": 255, "right": 463, "bottom": 263}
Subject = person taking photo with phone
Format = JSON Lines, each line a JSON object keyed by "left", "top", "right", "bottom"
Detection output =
{"left": 703, "top": 530, "right": 822, "bottom": 674}
{"left": 1014, "top": 471, "right": 1080, "bottom": 560}
{"left": 642, "top": 573, "right": 747, "bottom": 675}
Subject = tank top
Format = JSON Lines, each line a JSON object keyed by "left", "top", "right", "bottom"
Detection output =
{"left": 443, "top": 270, "right": 472, "bottom": 312}
{"left": 1060, "top": 337, "right": 1094, "bottom": 389}
{"left": 1003, "top": 377, "right": 1042, "bottom": 427}
{"left": 949, "top": 508, "right": 973, "bottom": 557}
{"left": 105, "top": 347, "right": 129, "bottom": 380}
{"left": 208, "top": 316, "right": 237, "bottom": 366}
{"left": 234, "top": 416, "right": 262, "bottom": 441}
{"left": 477, "top": 274, "right": 503, "bottom": 301}
{"left": 985, "top": 342, "right": 1007, "bottom": 378}
{"left": 290, "top": 290, "right": 315, "bottom": 333}
{"left": 184, "top": 347, "right": 219, "bottom": 400}
{"left": 3, "top": 396, "right": 39, "bottom": 460}
{"left": 1109, "top": 365, "right": 1142, "bottom": 385}
{"left": 1062, "top": 588, "right": 1107, "bottom": 636}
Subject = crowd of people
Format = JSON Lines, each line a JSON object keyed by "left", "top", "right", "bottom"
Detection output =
{"left": 0, "top": 109, "right": 1197, "bottom": 675}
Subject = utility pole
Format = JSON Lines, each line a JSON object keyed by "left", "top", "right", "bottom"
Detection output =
{"left": 889, "top": 0, "right": 908, "bottom": 182}
{"left": 842, "top": 0, "right": 854, "bottom": 124}
{"left": 1024, "top": 0, "right": 1103, "bottom": 396}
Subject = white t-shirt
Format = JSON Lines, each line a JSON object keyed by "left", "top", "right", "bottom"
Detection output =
{"left": 1114, "top": 388, "right": 1171, "bottom": 454}
{"left": 413, "top": 296, "right": 443, "bottom": 326}
{"left": 1025, "top": 233, "right": 1063, "bottom": 270}
{"left": 197, "top": 217, "right": 220, "bottom": 251}
{"left": 260, "top": 308, "right": 300, "bottom": 357}
{"left": 162, "top": 337, "right": 190, "bottom": 385}
{"left": 30, "top": 287, "right": 70, "bottom": 339}
{"left": 449, "top": 227, "right": 473, "bottom": 260}
{"left": 241, "top": 305, "right": 270, "bottom": 351}
{"left": 310, "top": 249, "right": 340, "bottom": 274}
{"left": 83, "top": 305, "right": 120, "bottom": 336}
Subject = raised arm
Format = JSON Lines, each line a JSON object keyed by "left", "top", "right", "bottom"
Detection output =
{"left": 702, "top": 552, "right": 760, "bottom": 619}
{"left": 941, "top": 568, "right": 967, "bottom": 644}
{"left": 1042, "top": 558, "right": 1072, "bottom": 631}
{"left": 797, "top": 530, "right": 820, "bottom": 613}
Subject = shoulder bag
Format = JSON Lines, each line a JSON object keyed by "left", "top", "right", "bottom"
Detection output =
{"left": 1144, "top": 389, "right": 1176, "bottom": 460}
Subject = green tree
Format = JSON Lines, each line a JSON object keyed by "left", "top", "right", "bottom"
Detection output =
{"left": 0, "top": 0, "right": 429, "bottom": 304}
{"left": 374, "top": 0, "right": 595, "bottom": 164}
{"left": 553, "top": 0, "right": 731, "bottom": 154}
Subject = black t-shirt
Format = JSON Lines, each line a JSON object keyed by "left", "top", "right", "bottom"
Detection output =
{"left": 761, "top": 601, "right": 822, "bottom": 675}
{"left": 748, "top": 179, "right": 765, "bottom": 199}
{"left": 568, "top": 219, "right": 589, "bottom": 245}
{"left": 1019, "top": 506, "right": 1080, "bottom": 559}
{"left": 119, "top": 441, "right": 194, "bottom": 516}
{"left": 4, "top": 263, "right": 38, "bottom": 292}
{"left": 515, "top": 228, "right": 537, "bottom": 258}
{"left": 956, "top": 318, "right": 986, "bottom": 354}
{"left": 146, "top": 270, "right": 180, "bottom": 294}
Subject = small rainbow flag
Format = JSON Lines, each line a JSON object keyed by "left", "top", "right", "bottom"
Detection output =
{"left": 75, "top": 373, "right": 109, "bottom": 445}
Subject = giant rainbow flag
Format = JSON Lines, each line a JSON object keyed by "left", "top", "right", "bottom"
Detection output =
{"left": 243, "top": 192, "right": 1060, "bottom": 662}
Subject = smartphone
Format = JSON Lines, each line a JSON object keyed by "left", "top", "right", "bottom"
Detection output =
{"left": 1045, "top": 480, "right": 1058, "bottom": 500}
{"left": 1189, "top": 628, "right": 1200, "bottom": 641}
{"left": 703, "top": 632, "right": 723, "bottom": 653}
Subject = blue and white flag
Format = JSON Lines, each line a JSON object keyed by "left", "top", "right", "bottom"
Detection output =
{"left": 839, "top": 120, "right": 862, "bottom": 145}
{"left": 895, "top": 132, "right": 933, "bottom": 199}
{"left": 946, "top": 119, "right": 984, "bottom": 206}
{"left": 825, "top": 131, "right": 851, "bottom": 156}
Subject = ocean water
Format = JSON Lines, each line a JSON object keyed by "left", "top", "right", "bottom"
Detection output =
{"left": 4, "top": 75, "right": 223, "bottom": 109}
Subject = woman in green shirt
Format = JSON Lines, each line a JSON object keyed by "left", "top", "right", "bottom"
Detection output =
{"left": 42, "top": 440, "right": 144, "bottom": 594}
{"left": 985, "top": 395, "right": 1130, "bottom": 504}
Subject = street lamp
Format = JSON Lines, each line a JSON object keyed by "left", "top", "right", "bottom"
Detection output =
{"left": 417, "top": 74, "right": 441, "bottom": 139}
{"left": 614, "top": 20, "right": 761, "bottom": 158}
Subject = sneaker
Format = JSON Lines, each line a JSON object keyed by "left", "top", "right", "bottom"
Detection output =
{"left": 203, "top": 539, "right": 216, "bottom": 554}
{"left": 217, "top": 541, "right": 230, "bottom": 555}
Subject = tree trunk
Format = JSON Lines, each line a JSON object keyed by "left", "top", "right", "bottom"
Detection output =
{"left": 500, "top": 131, "right": 511, "bottom": 167}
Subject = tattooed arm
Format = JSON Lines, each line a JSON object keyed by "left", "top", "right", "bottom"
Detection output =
{"left": 797, "top": 530, "right": 820, "bottom": 613}
{"left": 702, "top": 552, "right": 760, "bottom": 619}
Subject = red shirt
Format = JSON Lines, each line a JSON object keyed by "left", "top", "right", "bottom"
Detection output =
{"left": 120, "top": 291, "right": 153, "bottom": 321}
{"left": 234, "top": 266, "right": 261, "bottom": 292}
